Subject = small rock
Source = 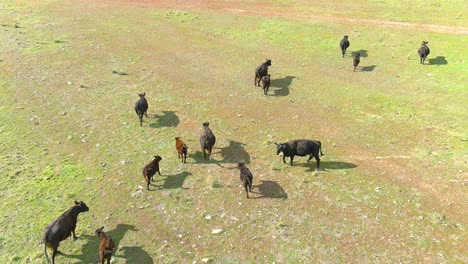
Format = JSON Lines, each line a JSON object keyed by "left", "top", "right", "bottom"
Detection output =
{"left": 201, "top": 258, "right": 212, "bottom": 263}
{"left": 205, "top": 214, "right": 212, "bottom": 220}
{"left": 211, "top": 229, "right": 223, "bottom": 234}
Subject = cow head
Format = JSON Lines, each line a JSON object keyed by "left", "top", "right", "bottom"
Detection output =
{"left": 264, "top": 59, "right": 272, "bottom": 66}
{"left": 344, "top": 35, "right": 348, "bottom": 39}
{"left": 422, "top": 41, "right": 428, "bottom": 45}
{"left": 154, "top": 155, "right": 162, "bottom": 162}
{"left": 74, "top": 200, "right": 90, "bottom": 212}
{"left": 202, "top": 122, "right": 209, "bottom": 128}
{"left": 95, "top": 226, "right": 105, "bottom": 237}
{"left": 275, "top": 143, "right": 285, "bottom": 155}
{"left": 175, "top": 137, "right": 180, "bottom": 140}
{"left": 237, "top": 162, "right": 245, "bottom": 169}
{"left": 138, "top": 92, "right": 146, "bottom": 98}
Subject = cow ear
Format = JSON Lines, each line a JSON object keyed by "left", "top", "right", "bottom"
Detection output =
{"left": 74, "top": 200, "right": 79, "bottom": 205}
{"left": 274, "top": 143, "right": 278, "bottom": 146}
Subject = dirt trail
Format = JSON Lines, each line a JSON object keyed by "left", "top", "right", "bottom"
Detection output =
{"left": 112, "top": 0, "right": 468, "bottom": 35}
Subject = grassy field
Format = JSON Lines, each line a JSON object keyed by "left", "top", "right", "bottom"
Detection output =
{"left": 0, "top": 0, "right": 467, "bottom": 263}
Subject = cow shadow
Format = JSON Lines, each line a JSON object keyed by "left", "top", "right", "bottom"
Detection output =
{"left": 428, "top": 56, "right": 448, "bottom": 66}
{"left": 150, "top": 111, "right": 179, "bottom": 128}
{"left": 269, "top": 76, "right": 296, "bottom": 96}
{"left": 251, "top": 180, "right": 288, "bottom": 199}
{"left": 157, "top": 171, "right": 191, "bottom": 189}
{"left": 118, "top": 246, "right": 154, "bottom": 263}
{"left": 304, "top": 161, "right": 357, "bottom": 172}
{"left": 361, "top": 65, "right": 377, "bottom": 72}
{"left": 65, "top": 224, "right": 138, "bottom": 263}
{"left": 219, "top": 140, "right": 251, "bottom": 164}
{"left": 190, "top": 140, "right": 250, "bottom": 166}
{"left": 352, "top": 50, "right": 368, "bottom": 57}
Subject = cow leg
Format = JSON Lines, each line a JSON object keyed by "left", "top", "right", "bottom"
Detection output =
{"left": 244, "top": 183, "right": 249, "bottom": 198}
{"left": 315, "top": 154, "right": 321, "bottom": 170}
{"left": 282, "top": 155, "right": 287, "bottom": 164}
{"left": 52, "top": 248, "right": 58, "bottom": 264}
{"left": 290, "top": 156, "right": 294, "bottom": 166}
{"left": 144, "top": 111, "right": 148, "bottom": 118}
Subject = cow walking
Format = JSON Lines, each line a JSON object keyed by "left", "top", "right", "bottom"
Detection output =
{"left": 237, "top": 162, "right": 253, "bottom": 198}
{"left": 418, "top": 41, "right": 430, "bottom": 64}
{"left": 340, "top": 35, "right": 350, "bottom": 57}
{"left": 199, "top": 122, "right": 216, "bottom": 159}
{"left": 275, "top": 139, "right": 324, "bottom": 169}
{"left": 134, "top": 93, "right": 148, "bottom": 126}
{"left": 255, "top": 59, "right": 272, "bottom": 87}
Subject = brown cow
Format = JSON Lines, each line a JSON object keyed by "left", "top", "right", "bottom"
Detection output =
{"left": 95, "top": 226, "right": 116, "bottom": 264}
{"left": 175, "top": 137, "right": 188, "bottom": 163}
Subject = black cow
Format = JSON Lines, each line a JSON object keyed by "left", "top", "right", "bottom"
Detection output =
{"left": 261, "top": 74, "right": 271, "bottom": 95}
{"left": 134, "top": 93, "right": 148, "bottom": 126}
{"left": 275, "top": 139, "right": 324, "bottom": 169}
{"left": 44, "top": 201, "right": 89, "bottom": 264}
{"left": 340, "top": 35, "right": 350, "bottom": 58}
{"left": 142, "top": 155, "right": 162, "bottom": 190}
{"left": 255, "top": 59, "right": 272, "bottom": 87}
{"left": 418, "top": 41, "right": 430, "bottom": 64}
{"left": 353, "top": 53, "right": 360, "bottom": 72}
{"left": 199, "top": 122, "right": 216, "bottom": 159}
{"left": 237, "top": 162, "right": 253, "bottom": 198}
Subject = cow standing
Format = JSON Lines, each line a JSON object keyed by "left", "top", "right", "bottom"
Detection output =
{"left": 275, "top": 139, "right": 324, "bottom": 169}
{"left": 353, "top": 53, "right": 360, "bottom": 72}
{"left": 199, "top": 122, "right": 216, "bottom": 159}
{"left": 175, "top": 137, "right": 188, "bottom": 163}
{"left": 95, "top": 226, "right": 116, "bottom": 264}
{"left": 134, "top": 93, "right": 148, "bottom": 126}
{"left": 237, "top": 162, "right": 253, "bottom": 198}
{"left": 418, "top": 41, "right": 430, "bottom": 64}
{"left": 340, "top": 35, "right": 350, "bottom": 58}
{"left": 44, "top": 201, "right": 89, "bottom": 264}
{"left": 255, "top": 59, "right": 272, "bottom": 87}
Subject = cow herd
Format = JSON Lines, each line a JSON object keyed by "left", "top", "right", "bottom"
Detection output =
{"left": 42, "top": 36, "right": 433, "bottom": 263}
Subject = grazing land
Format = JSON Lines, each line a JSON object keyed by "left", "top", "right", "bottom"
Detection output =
{"left": 0, "top": 0, "right": 467, "bottom": 263}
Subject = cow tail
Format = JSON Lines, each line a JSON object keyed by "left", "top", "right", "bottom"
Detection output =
{"left": 319, "top": 141, "right": 324, "bottom": 156}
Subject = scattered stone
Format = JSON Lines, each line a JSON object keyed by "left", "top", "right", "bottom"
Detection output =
{"left": 201, "top": 258, "right": 212, "bottom": 263}
{"left": 205, "top": 214, "right": 212, "bottom": 220}
{"left": 211, "top": 228, "right": 223, "bottom": 234}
